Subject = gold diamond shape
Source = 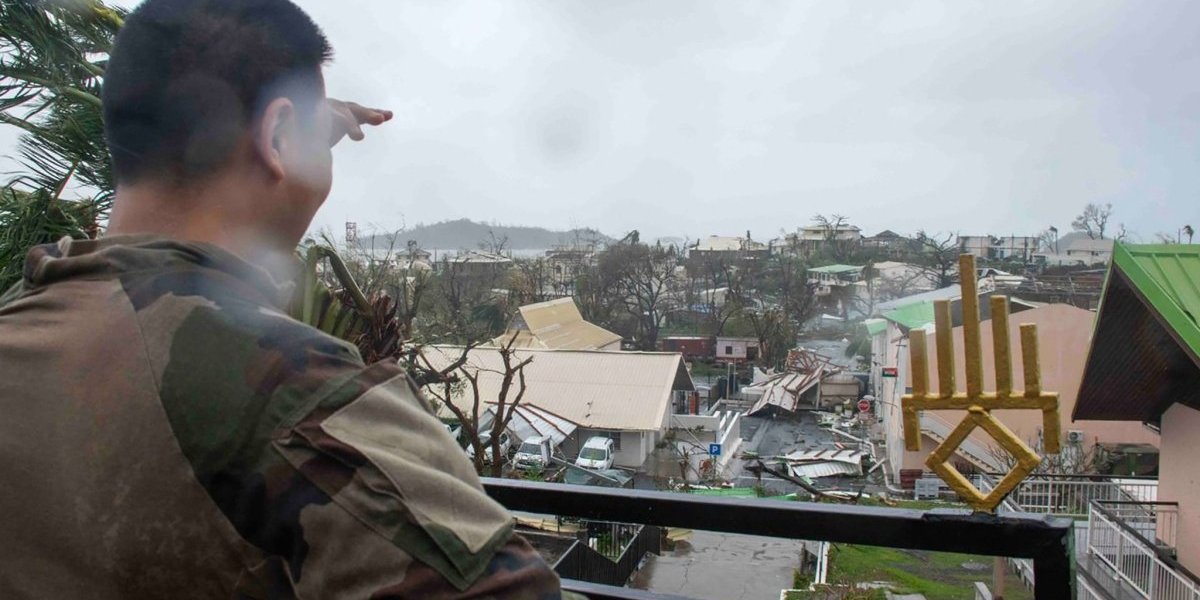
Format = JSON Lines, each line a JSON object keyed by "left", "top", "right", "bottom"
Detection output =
{"left": 925, "top": 406, "right": 1042, "bottom": 512}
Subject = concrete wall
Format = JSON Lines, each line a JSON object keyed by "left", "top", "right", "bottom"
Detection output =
{"left": 906, "top": 305, "right": 1159, "bottom": 462}
{"left": 571, "top": 428, "right": 652, "bottom": 468}
{"left": 875, "top": 320, "right": 911, "bottom": 481}
{"left": 1159, "top": 404, "right": 1200, "bottom": 572}
{"left": 715, "top": 338, "right": 751, "bottom": 361}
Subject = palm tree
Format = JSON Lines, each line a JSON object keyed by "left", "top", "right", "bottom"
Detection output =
{"left": 1, "top": 0, "right": 123, "bottom": 290}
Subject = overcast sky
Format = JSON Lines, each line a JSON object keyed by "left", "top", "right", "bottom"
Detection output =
{"left": 3, "top": 0, "right": 1198, "bottom": 242}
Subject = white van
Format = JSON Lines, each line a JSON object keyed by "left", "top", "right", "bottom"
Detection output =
{"left": 574, "top": 436, "right": 615, "bottom": 470}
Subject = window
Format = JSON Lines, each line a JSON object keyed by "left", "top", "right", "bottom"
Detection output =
{"left": 606, "top": 432, "right": 622, "bottom": 451}
{"left": 725, "top": 345, "right": 733, "bottom": 355}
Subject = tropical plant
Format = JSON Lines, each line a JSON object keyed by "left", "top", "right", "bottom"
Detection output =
{"left": 0, "top": 0, "right": 124, "bottom": 290}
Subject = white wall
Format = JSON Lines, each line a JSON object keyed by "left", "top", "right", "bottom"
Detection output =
{"left": 878, "top": 320, "right": 911, "bottom": 481}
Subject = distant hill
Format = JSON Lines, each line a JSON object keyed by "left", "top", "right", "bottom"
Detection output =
{"left": 360, "top": 219, "right": 614, "bottom": 251}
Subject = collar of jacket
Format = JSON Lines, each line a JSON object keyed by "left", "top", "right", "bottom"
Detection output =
{"left": 22, "top": 235, "right": 298, "bottom": 309}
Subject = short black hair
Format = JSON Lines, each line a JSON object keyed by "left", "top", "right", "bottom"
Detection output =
{"left": 102, "top": 0, "right": 332, "bottom": 185}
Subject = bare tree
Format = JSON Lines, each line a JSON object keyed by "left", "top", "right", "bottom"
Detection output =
{"left": 510, "top": 257, "right": 553, "bottom": 305}
{"left": 1071, "top": 203, "right": 1113, "bottom": 240}
{"left": 1037, "top": 227, "right": 1059, "bottom": 255}
{"left": 598, "top": 238, "right": 680, "bottom": 350}
{"left": 480, "top": 229, "right": 509, "bottom": 255}
{"left": 908, "top": 231, "right": 959, "bottom": 288}
{"left": 812, "top": 214, "right": 849, "bottom": 243}
{"left": 812, "top": 213, "right": 855, "bottom": 261}
{"left": 727, "top": 256, "right": 818, "bottom": 368}
{"left": 419, "top": 334, "right": 534, "bottom": 476}
{"left": 988, "top": 434, "right": 1102, "bottom": 477}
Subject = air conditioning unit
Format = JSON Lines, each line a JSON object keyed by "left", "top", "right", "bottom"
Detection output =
{"left": 1066, "top": 430, "right": 1085, "bottom": 444}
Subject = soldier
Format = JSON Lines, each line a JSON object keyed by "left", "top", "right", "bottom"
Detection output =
{"left": 0, "top": 0, "right": 580, "bottom": 598}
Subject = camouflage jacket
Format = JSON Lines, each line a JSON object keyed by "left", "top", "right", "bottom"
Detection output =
{"left": 0, "top": 235, "right": 577, "bottom": 599}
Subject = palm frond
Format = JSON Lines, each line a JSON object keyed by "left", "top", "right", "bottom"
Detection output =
{"left": 0, "top": 186, "right": 92, "bottom": 289}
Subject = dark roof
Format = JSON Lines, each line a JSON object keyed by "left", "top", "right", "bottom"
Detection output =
{"left": 868, "top": 229, "right": 905, "bottom": 240}
{"left": 1074, "top": 243, "right": 1200, "bottom": 423}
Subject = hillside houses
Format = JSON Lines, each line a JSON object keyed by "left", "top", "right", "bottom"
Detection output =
{"left": 687, "top": 234, "right": 770, "bottom": 264}
{"left": 957, "top": 234, "right": 1041, "bottom": 262}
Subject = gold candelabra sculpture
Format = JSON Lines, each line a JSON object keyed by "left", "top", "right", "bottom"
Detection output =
{"left": 901, "top": 254, "right": 1060, "bottom": 513}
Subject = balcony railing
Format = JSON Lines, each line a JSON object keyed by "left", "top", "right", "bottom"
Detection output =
{"left": 980, "top": 473, "right": 1159, "bottom": 519}
{"left": 1082, "top": 500, "right": 1199, "bottom": 600}
{"left": 482, "top": 478, "right": 1073, "bottom": 600}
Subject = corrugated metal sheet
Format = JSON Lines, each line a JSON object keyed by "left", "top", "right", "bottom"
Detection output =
{"left": 1122, "top": 244, "right": 1200, "bottom": 360}
{"left": 745, "top": 369, "right": 822, "bottom": 416}
{"left": 421, "top": 346, "right": 692, "bottom": 431}
{"left": 864, "top": 318, "right": 888, "bottom": 336}
{"left": 491, "top": 298, "right": 622, "bottom": 351}
{"left": 789, "top": 461, "right": 861, "bottom": 479}
{"left": 783, "top": 448, "right": 866, "bottom": 479}
{"left": 476, "top": 405, "right": 578, "bottom": 446}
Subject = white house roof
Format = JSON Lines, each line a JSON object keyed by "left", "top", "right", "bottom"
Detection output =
{"left": 419, "top": 346, "right": 694, "bottom": 432}
{"left": 448, "top": 251, "right": 512, "bottom": 264}
{"left": 692, "top": 236, "right": 767, "bottom": 252}
{"left": 492, "top": 298, "right": 622, "bottom": 351}
{"left": 1067, "top": 238, "right": 1115, "bottom": 253}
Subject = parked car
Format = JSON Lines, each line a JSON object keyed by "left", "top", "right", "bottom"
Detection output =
{"left": 574, "top": 436, "right": 616, "bottom": 470}
{"left": 467, "top": 431, "right": 512, "bottom": 465}
{"left": 513, "top": 435, "right": 558, "bottom": 471}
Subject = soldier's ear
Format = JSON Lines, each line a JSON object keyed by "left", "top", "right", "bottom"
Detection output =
{"left": 255, "top": 97, "right": 296, "bottom": 182}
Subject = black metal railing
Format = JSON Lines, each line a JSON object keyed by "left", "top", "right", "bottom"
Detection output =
{"left": 483, "top": 478, "right": 1074, "bottom": 600}
{"left": 553, "top": 524, "right": 662, "bottom": 587}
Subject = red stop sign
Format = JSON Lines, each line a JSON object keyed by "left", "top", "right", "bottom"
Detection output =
{"left": 857, "top": 399, "right": 871, "bottom": 413}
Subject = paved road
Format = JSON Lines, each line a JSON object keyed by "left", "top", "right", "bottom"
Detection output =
{"left": 629, "top": 530, "right": 807, "bottom": 600}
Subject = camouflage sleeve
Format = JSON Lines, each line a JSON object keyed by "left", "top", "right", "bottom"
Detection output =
{"left": 152, "top": 301, "right": 571, "bottom": 598}
{"left": 270, "top": 359, "right": 571, "bottom": 599}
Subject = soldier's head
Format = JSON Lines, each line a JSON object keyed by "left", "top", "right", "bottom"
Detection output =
{"left": 103, "top": 0, "right": 334, "bottom": 249}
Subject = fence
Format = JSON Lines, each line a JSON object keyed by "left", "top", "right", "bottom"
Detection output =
{"left": 485, "top": 478, "right": 1074, "bottom": 600}
{"left": 553, "top": 521, "right": 662, "bottom": 587}
{"left": 1084, "top": 501, "right": 1199, "bottom": 600}
{"left": 989, "top": 474, "right": 1159, "bottom": 519}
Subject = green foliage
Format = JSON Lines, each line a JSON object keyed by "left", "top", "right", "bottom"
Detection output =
{"left": 1, "top": 0, "right": 125, "bottom": 289}
{"left": 0, "top": 187, "right": 91, "bottom": 290}
{"left": 828, "top": 545, "right": 1032, "bottom": 600}
{"left": 1, "top": 0, "right": 122, "bottom": 199}
{"left": 289, "top": 244, "right": 371, "bottom": 344}
{"left": 793, "top": 568, "right": 811, "bottom": 590}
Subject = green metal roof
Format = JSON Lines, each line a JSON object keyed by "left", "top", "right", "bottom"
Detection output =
{"left": 809, "top": 264, "right": 863, "bottom": 274}
{"left": 1114, "top": 243, "right": 1200, "bottom": 358}
{"left": 1075, "top": 242, "right": 1200, "bottom": 422}
{"left": 864, "top": 318, "right": 888, "bottom": 336}
{"left": 881, "top": 301, "right": 935, "bottom": 330}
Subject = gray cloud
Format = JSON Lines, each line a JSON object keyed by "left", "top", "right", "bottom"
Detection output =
{"left": 3, "top": 0, "right": 1197, "bottom": 241}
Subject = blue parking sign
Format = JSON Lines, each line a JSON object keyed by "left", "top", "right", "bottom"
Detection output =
{"left": 708, "top": 443, "right": 722, "bottom": 456}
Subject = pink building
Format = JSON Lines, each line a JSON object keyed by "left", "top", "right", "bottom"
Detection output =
{"left": 896, "top": 303, "right": 1158, "bottom": 478}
